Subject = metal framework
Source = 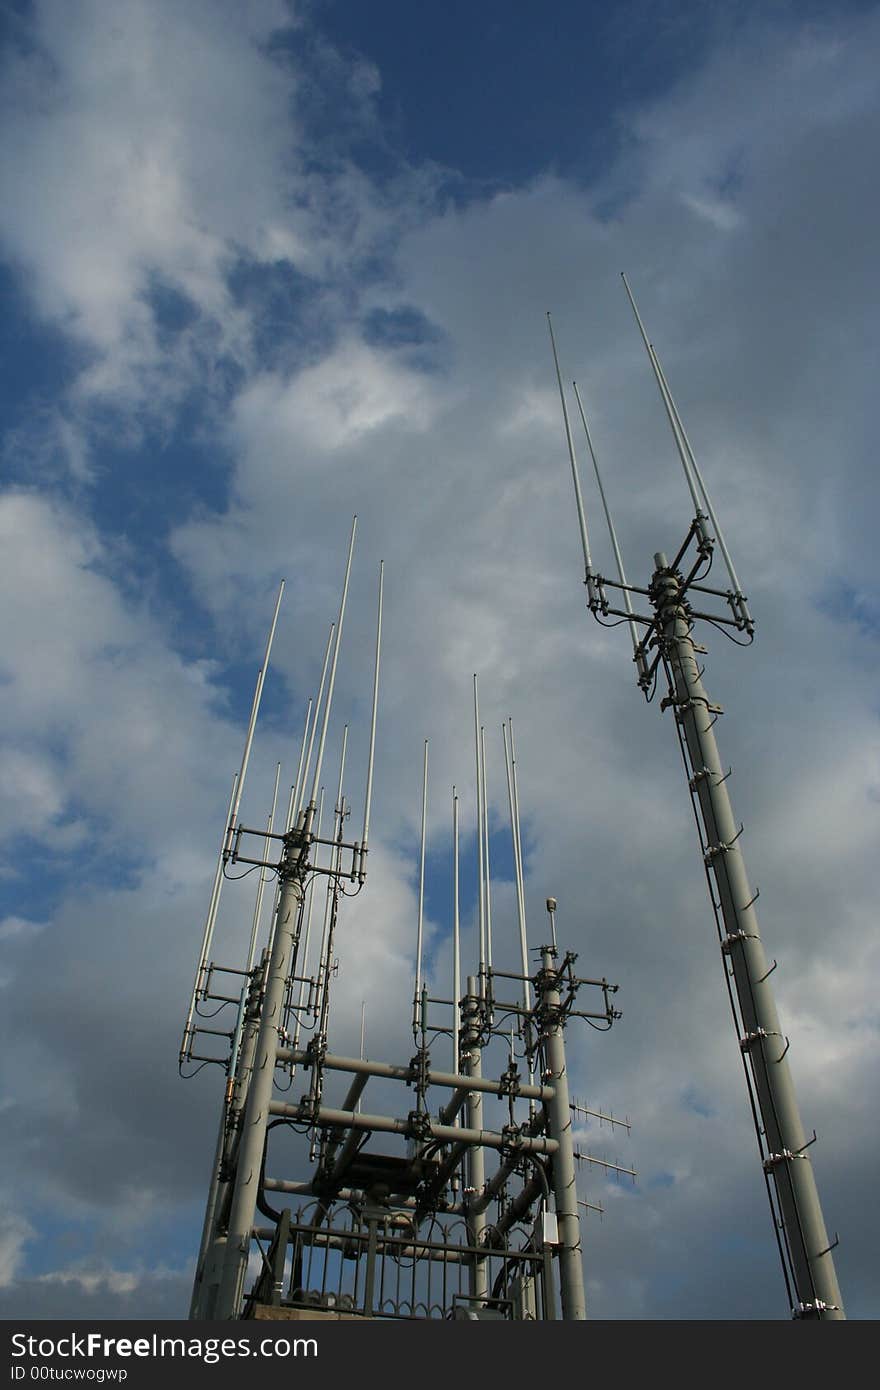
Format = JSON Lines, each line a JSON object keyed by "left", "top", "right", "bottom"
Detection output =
{"left": 548, "top": 277, "right": 845, "bottom": 1320}
{"left": 181, "top": 524, "right": 624, "bottom": 1322}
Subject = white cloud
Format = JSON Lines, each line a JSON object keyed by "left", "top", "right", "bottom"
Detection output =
{"left": 1, "top": 1, "right": 878, "bottom": 1321}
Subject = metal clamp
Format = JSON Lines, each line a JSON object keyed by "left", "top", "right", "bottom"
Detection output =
{"left": 792, "top": 1300, "right": 839, "bottom": 1318}
{"left": 721, "top": 930, "right": 758, "bottom": 954}
{"left": 763, "top": 1149, "right": 807, "bottom": 1173}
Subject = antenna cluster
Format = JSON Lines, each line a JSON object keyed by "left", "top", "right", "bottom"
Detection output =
{"left": 181, "top": 520, "right": 628, "bottom": 1320}
{"left": 548, "top": 277, "right": 844, "bottom": 1321}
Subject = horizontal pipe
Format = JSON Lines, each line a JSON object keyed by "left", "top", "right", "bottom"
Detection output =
{"left": 275, "top": 1047, "right": 554, "bottom": 1103}
{"left": 269, "top": 1102, "right": 559, "bottom": 1157}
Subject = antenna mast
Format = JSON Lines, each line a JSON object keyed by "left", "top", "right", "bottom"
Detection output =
{"left": 550, "top": 284, "right": 844, "bottom": 1320}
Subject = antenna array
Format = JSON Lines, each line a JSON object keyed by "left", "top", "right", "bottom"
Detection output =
{"left": 181, "top": 523, "right": 626, "bottom": 1322}
{"left": 548, "top": 279, "right": 844, "bottom": 1321}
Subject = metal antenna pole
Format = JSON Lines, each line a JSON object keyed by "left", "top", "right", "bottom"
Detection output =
{"left": 651, "top": 553, "right": 843, "bottom": 1319}
{"left": 503, "top": 723, "right": 531, "bottom": 1016}
{"left": 291, "top": 788, "right": 325, "bottom": 1059}
{"left": 473, "top": 675, "right": 486, "bottom": 978}
{"left": 308, "top": 516, "right": 357, "bottom": 811}
{"left": 297, "top": 623, "right": 335, "bottom": 819}
{"left": 462, "top": 974, "right": 488, "bottom": 1301}
{"left": 649, "top": 348, "right": 753, "bottom": 630}
{"left": 290, "top": 698, "right": 313, "bottom": 828}
{"left": 547, "top": 313, "right": 596, "bottom": 601}
{"left": 245, "top": 762, "right": 281, "bottom": 973}
{"left": 359, "top": 560, "right": 384, "bottom": 883}
{"left": 480, "top": 725, "right": 493, "bottom": 970}
{"left": 181, "top": 771, "right": 238, "bottom": 1063}
{"left": 572, "top": 380, "right": 643, "bottom": 667}
{"left": 620, "top": 273, "right": 707, "bottom": 531}
{"left": 538, "top": 944, "right": 586, "bottom": 1320}
{"left": 414, "top": 739, "right": 428, "bottom": 1039}
{"left": 452, "top": 786, "right": 461, "bottom": 1077}
{"left": 226, "top": 581, "right": 285, "bottom": 853}
{"left": 215, "top": 841, "right": 307, "bottom": 1318}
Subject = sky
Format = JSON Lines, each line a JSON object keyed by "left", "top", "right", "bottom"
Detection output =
{"left": 0, "top": 0, "right": 878, "bottom": 1320}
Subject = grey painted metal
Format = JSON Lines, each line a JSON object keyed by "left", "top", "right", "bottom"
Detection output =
{"left": 181, "top": 771, "right": 238, "bottom": 1062}
{"left": 538, "top": 947, "right": 587, "bottom": 1320}
{"left": 290, "top": 698, "right": 312, "bottom": 830}
{"left": 572, "top": 379, "right": 642, "bottom": 664}
{"left": 473, "top": 677, "right": 486, "bottom": 973}
{"left": 214, "top": 857, "right": 305, "bottom": 1318}
{"left": 462, "top": 976, "right": 488, "bottom": 1299}
{"left": 415, "top": 738, "right": 428, "bottom": 1008}
{"left": 480, "top": 725, "right": 493, "bottom": 969}
{"left": 649, "top": 352, "right": 752, "bottom": 630}
{"left": 547, "top": 312, "right": 594, "bottom": 580}
{"left": 620, "top": 273, "right": 705, "bottom": 524}
{"left": 274, "top": 1046, "right": 554, "bottom": 1102}
{"left": 359, "top": 560, "right": 383, "bottom": 879}
{"left": 226, "top": 580, "right": 285, "bottom": 852}
{"left": 268, "top": 1099, "right": 559, "bottom": 1155}
{"left": 308, "top": 516, "right": 356, "bottom": 808}
{"left": 296, "top": 623, "right": 334, "bottom": 820}
{"left": 245, "top": 762, "right": 281, "bottom": 973}
{"left": 652, "top": 554, "right": 843, "bottom": 1320}
{"left": 452, "top": 786, "right": 460, "bottom": 1076}
{"left": 503, "top": 721, "right": 531, "bottom": 1017}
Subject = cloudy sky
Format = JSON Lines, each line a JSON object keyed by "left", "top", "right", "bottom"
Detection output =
{"left": 1, "top": 0, "right": 878, "bottom": 1320}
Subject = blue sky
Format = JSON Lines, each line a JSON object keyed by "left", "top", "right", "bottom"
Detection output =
{"left": 1, "top": 0, "right": 878, "bottom": 1320}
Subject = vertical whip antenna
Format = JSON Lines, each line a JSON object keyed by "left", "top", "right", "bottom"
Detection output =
{"left": 649, "top": 349, "right": 752, "bottom": 627}
{"left": 452, "top": 784, "right": 460, "bottom": 1076}
{"left": 547, "top": 312, "right": 595, "bottom": 586}
{"left": 289, "top": 698, "right": 313, "bottom": 830}
{"left": 298, "top": 624, "right": 335, "bottom": 819}
{"left": 225, "top": 580, "right": 285, "bottom": 855}
{"left": 619, "top": 273, "right": 706, "bottom": 525}
{"left": 414, "top": 739, "right": 429, "bottom": 1035}
{"left": 572, "top": 381, "right": 644, "bottom": 668}
{"left": 360, "top": 560, "right": 384, "bottom": 884}
{"left": 308, "top": 516, "right": 357, "bottom": 814}
{"left": 480, "top": 725, "right": 493, "bottom": 971}
{"left": 291, "top": 786, "right": 325, "bottom": 1050}
{"left": 502, "top": 724, "right": 531, "bottom": 1016}
{"left": 181, "top": 770, "right": 238, "bottom": 1060}
{"left": 245, "top": 761, "right": 282, "bottom": 973}
{"left": 473, "top": 675, "right": 486, "bottom": 976}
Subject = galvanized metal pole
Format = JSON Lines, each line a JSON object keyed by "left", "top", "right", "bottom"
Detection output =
{"left": 537, "top": 947, "right": 586, "bottom": 1321}
{"left": 651, "top": 553, "right": 844, "bottom": 1320}
{"left": 462, "top": 975, "right": 488, "bottom": 1301}
{"left": 215, "top": 848, "right": 305, "bottom": 1318}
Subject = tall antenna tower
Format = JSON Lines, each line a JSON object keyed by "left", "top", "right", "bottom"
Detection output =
{"left": 547, "top": 279, "right": 845, "bottom": 1321}
{"left": 181, "top": 525, "right": 626, "bottom": 1321}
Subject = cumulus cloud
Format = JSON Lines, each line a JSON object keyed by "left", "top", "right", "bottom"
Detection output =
{"left": 1, "top": 0, "right": 877, "bottom": 1321}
